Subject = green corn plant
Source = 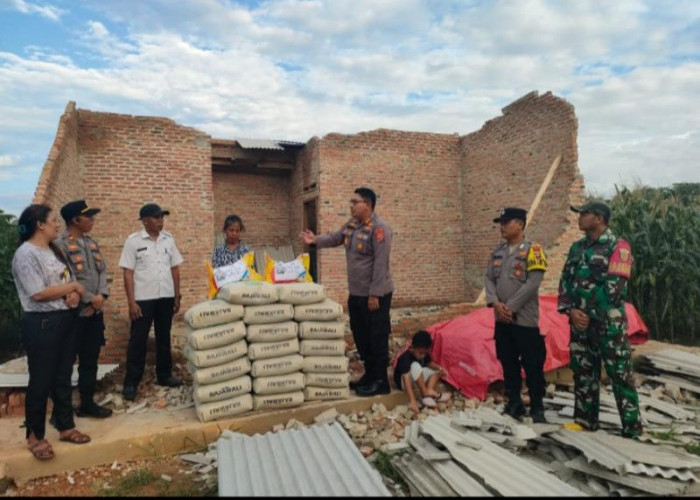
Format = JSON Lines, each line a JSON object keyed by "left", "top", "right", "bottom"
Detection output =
{"left": 605, "top": 184, "right": 699, "bottom": 346}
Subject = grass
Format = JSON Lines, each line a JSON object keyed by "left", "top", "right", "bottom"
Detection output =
{"left": 372, "top": 450, "right": 405, "bottom": 485}
{"left": 648, "top": 428, "right": 681, "bottom": 442}
{"left": 100, "top": 469, "right": 158, "bottom": 497}
{"left": 685, "top": 443, "right": 700, "bottom": 456}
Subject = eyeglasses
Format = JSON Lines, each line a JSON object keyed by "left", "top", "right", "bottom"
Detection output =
{"left": 349, "top": 199, "right": 366, "bottom": 206}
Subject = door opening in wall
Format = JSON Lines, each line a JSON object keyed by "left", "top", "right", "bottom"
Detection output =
{"left": 303, "top": 199, "right": 318, "bottom": 282}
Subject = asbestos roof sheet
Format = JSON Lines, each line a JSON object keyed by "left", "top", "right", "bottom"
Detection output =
{"left": 0, "top": 356, "right": 118, "bottom": 388}
{"left": 392, "top": 452, "right": 459, "bottom": 497}
{"left": 550, "top": 429, "right": 700, "bottom": 475}
{"left": 216, "top": 422, "right": 390, "bottom": 497}
{"left": 646, "top": 349, "right": 700, "bottom": 378}
{"left": 235, "top": 138, "right": 305, "bottom": 150}
{"left": 565, "top": 456, "right": 689, "bottom": 496}
{"left": 421, "top": 415, "right": 583, "bottom": 497}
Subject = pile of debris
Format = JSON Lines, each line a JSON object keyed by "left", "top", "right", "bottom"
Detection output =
{"left": 387, "top": 375, "right": 699, "bottom": 497}
{"left": 176, "top": 442, "right": 219, "bottom": 493}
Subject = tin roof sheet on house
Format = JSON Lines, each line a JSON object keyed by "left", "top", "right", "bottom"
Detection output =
{"left": 235, "top": 138, "right": 305, "bottom": 150}
{"left": 216, "top": 422, "right": 390, "bottom": 497}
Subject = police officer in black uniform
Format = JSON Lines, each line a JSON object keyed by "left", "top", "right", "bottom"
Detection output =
{"left": 54, "top": 200, "right": 112, "bottom": 418}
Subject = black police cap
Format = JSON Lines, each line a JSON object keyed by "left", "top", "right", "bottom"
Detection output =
{"left": 493, "top": 207, "right": 527, "bottom": 224}
{"left": 138, "top": 203, "right": 170, "bottom": 219}
{"left": 60, "top": 200, "right": 101, "bottom": 223}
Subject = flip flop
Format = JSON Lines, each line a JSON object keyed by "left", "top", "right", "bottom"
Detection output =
{"left": 59, "top": 428, "right": 91, "bottom": 444}
{"left": 436, "top": 392, "right": 452, "bottom": 403}
{"left": 28, "top": 439, "right": 55, "bottom": 460}
{"left": 421, "top": 397, "right": 437, "bottom": 408}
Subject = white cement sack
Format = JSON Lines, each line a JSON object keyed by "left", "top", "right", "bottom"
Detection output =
{"left": 190, "top": 357, "right": 251, "bottom": 385}
{"left": 252, "top": 372, "right": 305, "bottom": 395}
{"left": 253, "top": 391, "right": 305, "bottom": 411}
{"left": 187, "top": 339, "right": 248, "bottom": 368}
{"left": 243, "top": 303, "right": 295, "bottom": 325}
{"left": 304, "top": 386, "right": 350, "bottom": 401}
{"left": 298, "top": 321, "right": 345, "bottom": 340}
{"left": 196, "top": 393, "right": 253, "bottom": 423}
{"left": 302, "top": 356, "right": 349, "bottom": 373}
{"left": 194, "top": 375, "right": 252, "bottom": 404}
{"left": 246, "top": 321, "right": 298, "bottom": 343}
{"left": 294, "top": 299, "right": 343, "bottom": 321}
{"left": 300, "top": 339, "right": 346, "bottom": 357}
{"left": 217, "top": 281, "right": 278, "bottom": 305}
{"left": 186, "top": 321, "right": 246, "bottom": 350}
{"left": 304, "top": 372, "right": 350, "bottom": 388}
{"left": 247, "top": 338, "right": 300, "bottom": 361}
{"left": 251, "top": 354, "right": 304, "bottom": 377}
{"left": 185, "top": 300, "right": 244, "bottom": 329}
{"left": 276, "top": 283, "right": 326, "bottom": 305}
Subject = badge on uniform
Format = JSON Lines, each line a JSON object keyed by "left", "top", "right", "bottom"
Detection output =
{"left": 357, "top": 242, "right": 363, "bottom": 251}
{"left": 492, "top": 259, "right": 502, "bottom": 267}
{"left": 76, "top": 263, "right": 84, "bottom": 271}
{"left": 609, "top": 240, "right": 633, "bottom": 279}
{"left": 375, "top": 227, "right": 385, "bottom": 243}
{"left": 526, "top": 244, "right": 548, "bottom": 272}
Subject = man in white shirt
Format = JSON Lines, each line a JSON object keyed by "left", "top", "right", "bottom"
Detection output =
{"left": 118, "top": 203, "right": 184, "bottom": 401}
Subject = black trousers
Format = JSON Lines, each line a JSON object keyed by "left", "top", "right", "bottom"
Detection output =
{"left": 348, "top": 293, "right": 392, "bottom": 383}
{"left": 75, "top": 314, "right": 106, "bottom": 403}
{"left": 124, "top": 298, "right": 175, "bottom": 387}
{"left": 21, "top": 310, "right": 77, "bottom": 440}
{"left": 494, "top": 321, "right": 547, "bottom": 408}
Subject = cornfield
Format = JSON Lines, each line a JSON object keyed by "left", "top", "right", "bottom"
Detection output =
{"left": 608, "top": 184, "right": 700, "bottom": 346}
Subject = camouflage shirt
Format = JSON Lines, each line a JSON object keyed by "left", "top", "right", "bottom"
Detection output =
{"left": 557, "top": 227, "right": 633, "bottom": 323}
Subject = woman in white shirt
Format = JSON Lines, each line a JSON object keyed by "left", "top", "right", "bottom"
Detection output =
{"left": 11, "top": 204, "right": 91, "bottom": 460}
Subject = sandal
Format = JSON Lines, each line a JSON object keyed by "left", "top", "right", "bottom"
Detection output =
{"left": 59, "top": 428, "right": 91, "bottom": 444}
{"left": 28, "top": 439, "right": 55, "bottom": 460}
{"left": 421, "top": 397, "right": 437, "bottom": 408}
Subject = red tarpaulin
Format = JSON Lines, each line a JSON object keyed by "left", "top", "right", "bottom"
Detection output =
{"left": 392, "top": 295, "right": 649, "bottom": 400}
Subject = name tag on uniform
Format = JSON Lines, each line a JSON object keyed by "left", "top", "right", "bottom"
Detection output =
{"left": 137, "top": 247, "right": 147, "bottom": 252}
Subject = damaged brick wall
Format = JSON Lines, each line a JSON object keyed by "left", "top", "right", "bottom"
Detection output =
{"left": 33, "top": 101, "right": 83, "bottom": 211}
{"left": 315, "top": 129, "right": 465, "bottom": 307}
{"left": 78, "top": 111, "right": 214, "bottom": 362}
{"left": 459, "top": 91, "right": 582, "bottom": 300}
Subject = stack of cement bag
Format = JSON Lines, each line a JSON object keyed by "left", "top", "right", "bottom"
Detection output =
{"left": 290, "top": 286, "right": 350, "bottom": 402}
{"left": 219, "top": 281, "right": 306, "bottom": 412}
{"left": 183, "top": 300, "right": 252, "bottom": 423}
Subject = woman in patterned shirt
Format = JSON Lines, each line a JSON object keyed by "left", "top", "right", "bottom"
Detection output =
{"left": 211, "top": 214, "right": 251, "bottom": 268}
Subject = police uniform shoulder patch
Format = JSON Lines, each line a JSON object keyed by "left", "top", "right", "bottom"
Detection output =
{"left": 375, "top": 226, "right": 385, "bottom": 243}
{"left": 526, "top": 244, "right": 547, "bottom": 272}
{"left": 608, "top": 239, "right": 633, "bottom": 279}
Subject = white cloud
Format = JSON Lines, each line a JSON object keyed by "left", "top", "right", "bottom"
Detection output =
{"left": 8, "top": 0, "right": 65, "bottom": 21}
{"left": 0, "top": 0, "right": 697, "bottom": 212}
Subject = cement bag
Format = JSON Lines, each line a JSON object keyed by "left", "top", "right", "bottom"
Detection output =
{"left": 276, "top": 283, "right": 326, "bottom": 305}
{"left": 251, "top": 354, "right": 304, "bottom": 377}
{"left": 298, "top": 321, "right": 345, "bottom": 340}
{"left": 196, "top": 393, "right": 253, "bottom": 423}
{"left": 252, "top": 372, "right": 305, "bottom": 395}
{"left": 243, "top": 303, "right": 295, "bottom": 325}
{"left": 302, "top": 356, "right": 349, "bottom": 373}
{"left": 185, "top": 300, "right": 244, "bottom": 329}
{"left": 187, "top": 339, "right": 248, "bottom": 368}
{"left": 190, "top": 357, "right": 251, "bottom": 386}
{"left": 253, "top": 391, "right": 305, "bottom": 411}
{"left": 217, "top": 281, "right": 278, "bottom": 306}
{"left": 246, "top": 321, "right": 298, "bottom": 343}
{"left": 294, "top": 299, "right": 343, "bottom": 321}
{"left": 248, "top": 338, "right": 300, "bottom": 361}
{"left": 304, "top": 372, "right": 350, "bottom": 388}
{"left": 304, "top": 386, "right": 350, "bottom": 401}
{"left": 186, "top": 321, "right": 246, "bottom": 350}
{"left": 300, "top": 339, "right": 346, "bottom": 357}
{"left": 194, "top": 375, "right": 252, "bottom": 404}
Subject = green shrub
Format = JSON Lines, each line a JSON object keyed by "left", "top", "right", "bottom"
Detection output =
{"left": 0, "top": 209, "right": 22, "bottom": 363}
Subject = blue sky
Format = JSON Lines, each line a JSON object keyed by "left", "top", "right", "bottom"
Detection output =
{"left": 1, "top": 0, "right": 698, "bottom": 216}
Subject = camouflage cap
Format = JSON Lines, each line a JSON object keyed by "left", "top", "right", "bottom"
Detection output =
{"left": 570, "top": 200, "right": 611, "bottom": 221}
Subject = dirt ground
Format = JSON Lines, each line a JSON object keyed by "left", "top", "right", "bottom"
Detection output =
{"left": 4, "top": 455, "right": 217, "bottom": 497}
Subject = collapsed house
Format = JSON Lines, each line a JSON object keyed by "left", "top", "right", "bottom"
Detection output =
{"left": 33, "top": 90, "right": 584, "bottom": 363}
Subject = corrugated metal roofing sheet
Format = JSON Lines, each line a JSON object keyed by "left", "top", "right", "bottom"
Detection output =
{"left": 421, "top": 415, "right": 583, "bottom": 496}
{"left": 235, "top": 138, "right": 285, "bottom": 150}
{"left": 216, "top": 422, "right": 390, "bottom": 496}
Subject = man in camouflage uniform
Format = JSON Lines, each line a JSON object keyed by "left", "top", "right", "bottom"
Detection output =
{"left": 557, "top": 200, "right": 642, "bottom": 438}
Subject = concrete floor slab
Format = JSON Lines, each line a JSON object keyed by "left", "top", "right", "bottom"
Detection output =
{"left": 0, "top": 391, "right": 408, "bottom": 485}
